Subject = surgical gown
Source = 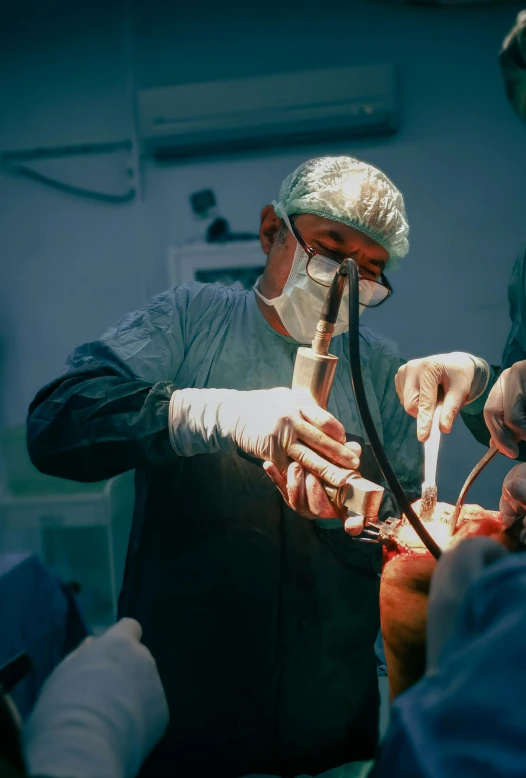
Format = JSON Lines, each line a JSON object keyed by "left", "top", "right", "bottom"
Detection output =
{"left": 27, "top": 282, "right": 423, "bottom": 778}
{"left": 462, "top": 246, "right": 526, "bottom": 458}
{"left": 502, "top": 246, "right": 526, "bottom": 369}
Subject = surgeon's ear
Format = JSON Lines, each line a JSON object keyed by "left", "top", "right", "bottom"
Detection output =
{"left": 259, "top": 205, "right": 283, "bottom": 255}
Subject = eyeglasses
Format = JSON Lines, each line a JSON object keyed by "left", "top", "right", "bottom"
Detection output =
{"left": 286, "top": 217, "right": 393, "bottom": 308}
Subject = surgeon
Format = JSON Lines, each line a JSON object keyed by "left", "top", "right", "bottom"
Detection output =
{"left": 396, "top": 12, "right": 526, "bottom": 482}
{"left": 27, "top": 156, "right": 421, "bottom": 778}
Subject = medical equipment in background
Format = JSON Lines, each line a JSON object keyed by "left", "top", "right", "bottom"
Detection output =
{"left": 189, "top": 188, "right": 259, "bottom": 245}
{"left": 167, "top": 240, "right": 265, "bottom": 290}
{"left": 168, "top": 192, "right": 263, "bottom": 291}
{"left": 0, "top": 427, "right": 134, "bottom": 626}
{"left": 291, "top": 260, "right": 442, "bottom": 559}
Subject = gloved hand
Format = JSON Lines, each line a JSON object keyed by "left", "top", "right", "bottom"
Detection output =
{"left": 169, "top": 386, "right": 359, "bottom": 493}
{"left": 499, "top": 463, "right": 526, "bottom": 541}
{"left": 24, "top": 618, "right": 168, "bottom": 778}
{"left": 426, "top": 537, "right": 507, "bottom": 675}
{"left": 262, "top": 442, "right": 364, "bottom": 534}
{"left": 484, "top": 360, "right": 526, "bottom": 458}
{"left": 395, "top": 352, "right": 490, "bottom": 442}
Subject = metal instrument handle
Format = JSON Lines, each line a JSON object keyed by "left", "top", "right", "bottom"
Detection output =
{"left": 449, "top": 447, "right": 499, "bottom": 534}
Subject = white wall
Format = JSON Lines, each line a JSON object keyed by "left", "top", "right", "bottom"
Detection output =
{"left": 1, "top": 0, "right": 526, "bottom": 507}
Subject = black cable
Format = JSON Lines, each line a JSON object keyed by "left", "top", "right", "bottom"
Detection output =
{"left": 321, "top": 269, "right": 348, "bottom": 324}
{"left": 2, "top": 162, "right": 135, "bottom": 204}
{"left": 345, "top": 258, "right": 442, "bottom": 559}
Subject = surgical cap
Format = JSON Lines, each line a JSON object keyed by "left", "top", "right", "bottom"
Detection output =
{"left": 274, "top": 156, "right": 409, "bottom": 262}
{"left": 500, "top": 10, "right": 526, "bottom": 122}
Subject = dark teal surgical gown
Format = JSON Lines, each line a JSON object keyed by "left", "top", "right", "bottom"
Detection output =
{"left": 462, "top": 246, "right": 526, "bottom": 460}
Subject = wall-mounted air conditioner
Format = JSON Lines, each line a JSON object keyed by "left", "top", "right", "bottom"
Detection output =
{"left": 137, "top": 64, "right": 398, "bottom": 160}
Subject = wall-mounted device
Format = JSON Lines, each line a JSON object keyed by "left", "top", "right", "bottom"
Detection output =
{"left": 138, "top": 64, "right": 398, "bottom": 160}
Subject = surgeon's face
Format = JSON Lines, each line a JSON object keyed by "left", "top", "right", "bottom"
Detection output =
{"left": 258, "top": 206, "right": 389, "bottom": 300}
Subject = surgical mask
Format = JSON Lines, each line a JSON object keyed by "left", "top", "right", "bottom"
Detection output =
{"left": 254, "top": 242, "right": 374, "bottom": 344}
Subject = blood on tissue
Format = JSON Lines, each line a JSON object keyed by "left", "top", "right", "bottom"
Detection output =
{"left": 382, "top": 501, "right": 503, "bottom": 565}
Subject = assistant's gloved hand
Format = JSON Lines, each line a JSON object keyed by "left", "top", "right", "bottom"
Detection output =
{"left": 499, "top": 463, "right": 526, "bottom": 541}
{"left": 484, "top": 360, "right": 526, "bottom": 458}
{"left": 169, "top": 386, "right": 359, "bottom": 490}
{"left": 426, "top": 537, "right": 507, "bottom": 675}
{"left": 24, "top": 618, "right": 168, "bottom": 778}
{"left": 395, "top": 352, "right": 490, "bottom": 442}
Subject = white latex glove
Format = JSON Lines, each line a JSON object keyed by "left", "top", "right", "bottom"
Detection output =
{"left": 24, "top": 618, "right": 168, "bottom": 778}
{"left": 499, "top": 463, "right": 526, "bottom": 540}
{"left": 426, "top": 537, "right": 507, "bottom": 675}
{"left": 484, "top": 360, "right": 526, "bottom": 458}
{"left": 395, "top": 352, "right": 490, "bottom": 442}
{"left": 169, "top": 387, "right": 359, "bottom": 490}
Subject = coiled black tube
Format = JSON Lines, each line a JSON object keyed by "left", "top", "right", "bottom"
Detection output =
{"left": 344, "top": 259, "right": 442, "bottom": 559}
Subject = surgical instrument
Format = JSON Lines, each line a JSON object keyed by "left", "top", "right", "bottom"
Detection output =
{"left": 420, "top": 405, "right": 442, "bottom": 521}
{"left": 449, "top": 447, "right": 499, "bottom": 534}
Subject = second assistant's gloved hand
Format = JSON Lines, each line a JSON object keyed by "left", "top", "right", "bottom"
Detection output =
{"left": 499, "top": 463, "right": 526, "bottom": 540}
{"left": 484, "top": 360, "right": 526, "bottom": 458}
{"left": 395, "top": 352, "right": 490, "bottom": 441}
{"left": 24, "top": 618, "right": 168, "bottom": 778}
{"left": 169, "top": 386, "right": 359, "bottom": 492}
